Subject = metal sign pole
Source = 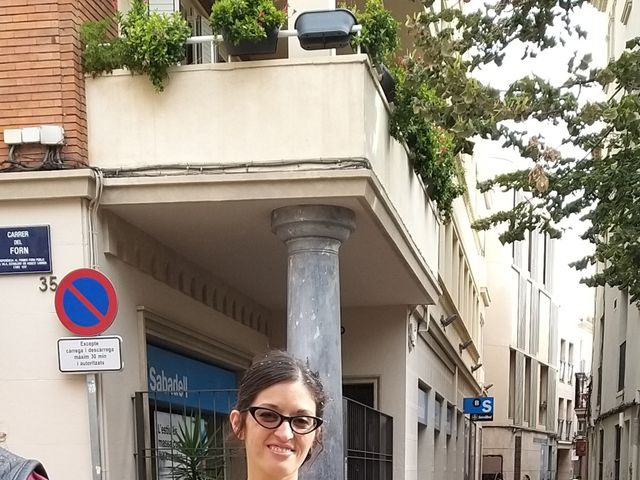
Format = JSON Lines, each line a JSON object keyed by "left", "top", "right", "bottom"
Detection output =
{"left": 86, "top": 373, "right": 103, "bottom": 480}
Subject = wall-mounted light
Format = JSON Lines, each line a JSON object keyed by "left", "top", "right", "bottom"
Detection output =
{"left": 471, "top": 363, "right": 483, "bottom": 373}
{"left": 459, "top": 339, "right": 473, "bottom": 354}
{"left": 440, "top": 313, "right": 458, "bottom": 329}
{"left": 295, "top": 9, "right": 357, "bottom": 50}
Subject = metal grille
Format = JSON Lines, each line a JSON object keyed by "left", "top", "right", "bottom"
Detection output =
{"left": 134, "top": 392, "right": 394, "bottom": 480}
{"left": 133, "top": 389, "right": 245, "bottom": 480}
{"left": 343, "top": 397, "right": 393, "bottom": 480}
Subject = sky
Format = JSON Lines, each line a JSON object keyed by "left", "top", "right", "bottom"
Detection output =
{"left": 469, "top": 1, "right": 608, "bottom": 320}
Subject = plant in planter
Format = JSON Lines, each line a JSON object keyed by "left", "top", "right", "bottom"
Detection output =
{"left": 348, "top": 0, "right": 398, "bottom": 66}
{"left": 80, "top": 0, "right": 192, "bottom": 92}
{"left": 347, "top": 0, "right": 398, "bottom": 102}
{"left": 80, "top": 17, "right": 127, "bottom": 77}
{"left": 390, "top": 64, "right": 465, "bottom": 219}
{"left": 210, "top": 0, "right": 287, "bottom": 56}
{"left": 120, "top": 0, "right": 192, "bottom": 91}
{"left": 168, "top": 413, "right": 224, "bottom": 480}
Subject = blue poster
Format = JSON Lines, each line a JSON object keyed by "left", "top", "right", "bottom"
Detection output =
{"left": 0, "top": 225, "right": 51, "bottom": 274}
{"left": 147, "top": 344, "right": 238, "bottom": 413}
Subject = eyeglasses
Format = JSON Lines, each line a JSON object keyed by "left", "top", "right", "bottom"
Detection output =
{"left": 244, "top": 406, "right": 323, "bottom": 435}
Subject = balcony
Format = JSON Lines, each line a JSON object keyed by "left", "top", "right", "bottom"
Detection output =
{"left": 557, "top": 419, "right": 573, "bottom": 443}
{"left": 85, "top": 53, "right": 442, "bottom": 310}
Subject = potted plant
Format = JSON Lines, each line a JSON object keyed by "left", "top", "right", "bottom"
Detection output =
{"left": 349, "top": 0, "right": 398, "bottom": 66}
{"left": 348, "top": 0, "right": 399, "bottom": 102}
{"left": 168, "top": 413, "right": 224, "bottom": 480}
{"left": 80, "top": 0, "right": 191, "bottom": 92}
{"left": 210, "top": 0, "right": 287, "bottom": 56}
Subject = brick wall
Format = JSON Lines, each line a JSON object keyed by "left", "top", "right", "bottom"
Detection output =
{"left": 0, "top": 0, "right": 114, "bottom": 170}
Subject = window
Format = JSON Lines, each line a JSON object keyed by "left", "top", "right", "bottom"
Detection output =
{"left": 568, "top": 343, "right": 574, "bottom": 384}
{"left": 343, "top": 381, "right": 376, "bottom": 408}
{"left": 566, "top": 400, "right": 573, "bottom": 441}
{"left": 418, "top": 384, "right": 429, "bottom": 426}
{"left": 524, "top": 357, "right": 531, "bottom": 424}
{"left": 598, "top": 315, "right": 605, "bottom": 405}
{"left": 560, "top": 339, "right": 567, "bottom": 382}
{"left": 542, "top": 234, "right": 549, "bottom": 285}
{"left": 615, "top": 426, "right": 622, "bottom": 480}
{"left": 558, "top": 398, "right": 565, "bottom": 438}
{"left": 435, "top": 394, "right": 443, "bottom": 431}
{"left": 527, "top": 230, "right": 534, "bottom": 273}
{"left": 599, "top": 430, "right": 604, "bottom": 480}
{"left": 446, "top": 404, "right": 454, "bottom": 436}
{"left": 509, "top": 349, "right": 516, "bottom": 419}
{"left": 619, "top": 341, "right": 626, "bottom": 392}
{"left": 621, "top": 0, "right": 633, "bottom": 25}
{"left": 539, "top": 365, "right": 548, "bottom": 426}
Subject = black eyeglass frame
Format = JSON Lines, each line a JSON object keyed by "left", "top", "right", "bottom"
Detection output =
{"left": 243, "top": 406, "right": 323, "bottom": 435}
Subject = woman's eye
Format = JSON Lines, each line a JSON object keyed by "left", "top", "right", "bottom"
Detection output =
{"left": 257, "top": 410, "right": 279, "bottom": 423}
{"left": 292, "top": 417, "right": 313, "bottom": 429}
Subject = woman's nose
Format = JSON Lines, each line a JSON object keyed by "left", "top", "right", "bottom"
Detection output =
{"left": 273, "top": 420, "right": 294, "bottom": 440}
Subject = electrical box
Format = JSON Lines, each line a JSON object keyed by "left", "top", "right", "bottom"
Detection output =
{"left": 40, "top": 125, "right": 65, "bottom": 145}
{"left": 3, "top": 129, "right": 22, "bottom": 145}
{"left": 21, "top": 127, "right": 40, "bottom": 144}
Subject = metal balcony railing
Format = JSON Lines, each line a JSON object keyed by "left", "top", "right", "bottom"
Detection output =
{"left": 565, "top": 421, "right": 573, "bottom": 441}
{"left": 133, "top": 390, "right": 393, "bottom": 480}
{"left": 184, "top": 26, "right": 362, "bottom": 65}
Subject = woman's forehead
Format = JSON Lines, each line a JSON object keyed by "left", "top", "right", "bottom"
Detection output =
{"left": 253, "top": 380, "right": 316, "bottom": 412}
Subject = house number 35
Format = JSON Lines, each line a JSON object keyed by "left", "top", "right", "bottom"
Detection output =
{"left": 38, "top": 275, "right": 58, "bottom": 292}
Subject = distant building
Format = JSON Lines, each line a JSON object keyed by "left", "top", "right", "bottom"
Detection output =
{"left": 586, "top": 2, "right": 640, "bottom": 480}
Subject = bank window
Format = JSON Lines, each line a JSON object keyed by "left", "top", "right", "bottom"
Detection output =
{"left": 135, "top": 343, "right": 240, "bottom": 480}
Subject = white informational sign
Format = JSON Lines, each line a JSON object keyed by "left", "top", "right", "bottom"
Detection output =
{"left": 155, "top": 412, "right": 200, "bottom": 479}
{"left": 57, "top": 336, "right": 123, "bottom": 373}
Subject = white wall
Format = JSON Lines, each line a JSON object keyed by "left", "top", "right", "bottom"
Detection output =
{"left": 0, "top": 198, "right": 92, "bottom": 478}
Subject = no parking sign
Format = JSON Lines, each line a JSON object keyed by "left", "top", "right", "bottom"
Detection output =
{"left": 54, "top": 268, "right": 118, "bottom": 336}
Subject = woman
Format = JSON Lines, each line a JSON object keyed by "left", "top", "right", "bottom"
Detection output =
{"left": 229, "top": 350, "right": 327, "bottom": 480}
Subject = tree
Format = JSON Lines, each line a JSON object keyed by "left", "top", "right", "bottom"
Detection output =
{"left": 393, "top": 0, "right": 640, "bottom": 303}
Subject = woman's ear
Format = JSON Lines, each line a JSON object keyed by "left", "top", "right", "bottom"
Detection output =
{"left": 229, "top": 409, "right": 244, "bottom": 440}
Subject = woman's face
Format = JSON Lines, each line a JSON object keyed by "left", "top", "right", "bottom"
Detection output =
{"left": 230, "top": 380, "right": 319, "bottom": 480}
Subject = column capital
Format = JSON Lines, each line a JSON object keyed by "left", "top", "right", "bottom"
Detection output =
{"left": 271, "top": 205, "right": 355, "bottom": 244}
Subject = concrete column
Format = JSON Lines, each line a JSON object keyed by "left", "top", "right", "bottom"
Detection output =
{"left": 271, "top": 204, "right": 355, "bottom": 480}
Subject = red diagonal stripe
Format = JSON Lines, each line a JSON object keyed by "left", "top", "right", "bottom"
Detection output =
{"left": 67, "top": 283, "right": 107, "bottom": 323}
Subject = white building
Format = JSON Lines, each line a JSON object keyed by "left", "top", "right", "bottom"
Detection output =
{"left": 586, "top": 2, "right": 640, "bottom": 480}
{"left": 475, "top": 140, "right": 594, "bottom": 480}
{"left": 0, "top": 0, "right": 489, "bottom": 479}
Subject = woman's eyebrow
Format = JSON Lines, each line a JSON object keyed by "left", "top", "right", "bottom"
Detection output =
{"left": 256, "top": 403, "right": 315, "bottom": 415}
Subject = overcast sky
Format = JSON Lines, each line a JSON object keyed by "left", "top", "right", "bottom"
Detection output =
{"left": 469, "top": 2, "right": 608, "bottom": 320}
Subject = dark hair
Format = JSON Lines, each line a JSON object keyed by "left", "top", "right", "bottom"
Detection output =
{"left": 233, "top": 350, "right": 327, "bottom": 463}
{"left": 236, "top": 349, "right": 327, "bottom": 416}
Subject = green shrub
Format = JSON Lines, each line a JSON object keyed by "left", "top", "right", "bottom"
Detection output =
{"left": 80, "top": 0, "right": 192, "bottom": 92}
{"left": 391, "top": 64, "right": 466, "bottom": 219}
{"left": 348, "top": 0, "right": 399, "bottom": 65}
{"left": 210, "top": 0, "right": 287, "bottom": 45}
